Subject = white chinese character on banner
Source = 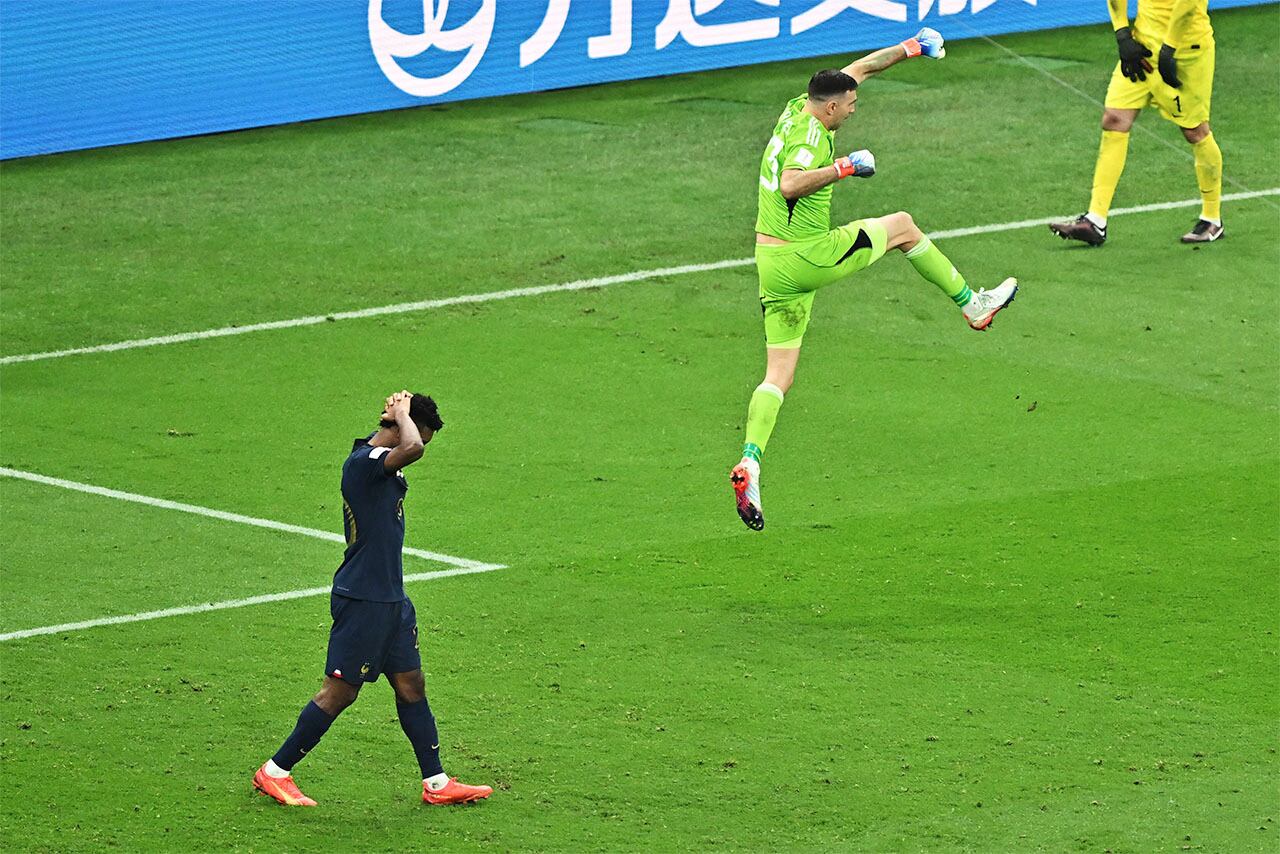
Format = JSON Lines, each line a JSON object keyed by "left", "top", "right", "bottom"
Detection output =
{"left": 657, "top": 0, "right": 781, "bottom": 50}
{"left": 521, "top": 0, "right": 570, "bottom": 66}
{"left": 521, "top": 0, "right": 633, "bottom": 67}
{"left": 791, "top": 0, "right": 907, "bottom": 33}
{"left": 590, "top": 0, "right": 633, "bottom": 58}
{"left": 369, "top": 0, "right": 495, "bottom": 97}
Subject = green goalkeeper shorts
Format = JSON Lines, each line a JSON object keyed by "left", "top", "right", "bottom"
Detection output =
{"left": 755, "top": 218, "right": 888, "bottom": 348}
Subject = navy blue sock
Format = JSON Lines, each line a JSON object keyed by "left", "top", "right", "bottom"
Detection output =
{"left": 397, "top": 699, "right": 444, "bottom": 779}
{"left": 271, "top": 701, "right": 337, "bottom": 771}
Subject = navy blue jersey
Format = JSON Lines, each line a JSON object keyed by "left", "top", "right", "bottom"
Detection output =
{"left": 332, "top": 435, "right": 408, "bottom": 602}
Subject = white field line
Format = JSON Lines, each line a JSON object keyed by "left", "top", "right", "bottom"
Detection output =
{"left": 3, "top": 188, "right": 1276, "bottom": 368}
{"left": 0, "top": 259, "right": 753, "bottom": 366}
{"left": 928, "top": 188, "right": 1278, "bottom": 238}
{"left": 0, "top": 466, "right": 505, "bottom": 642}
{"left": 0, "top": 566, "right": 493, "bottom": 643}
{"left": 0, "top": 467, "right": 500, "bottom": 570}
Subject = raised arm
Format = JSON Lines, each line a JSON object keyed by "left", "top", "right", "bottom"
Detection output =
{"left": 842, "top": 44, "right": 910, "bottom": 84}
{"left": 842, "top": 28, "right": 946, "bottom": 84}
{"left": 382, "top": 391, "right": 425, "bottom": 472}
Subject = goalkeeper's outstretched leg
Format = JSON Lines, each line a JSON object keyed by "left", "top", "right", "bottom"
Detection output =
{"left": 873, "top": 211, "right": 1018, "bottom": 331}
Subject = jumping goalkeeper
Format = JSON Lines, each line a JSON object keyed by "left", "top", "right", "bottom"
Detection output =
{"left": 731, "top": 28, "right": 1019, "bottom": 532}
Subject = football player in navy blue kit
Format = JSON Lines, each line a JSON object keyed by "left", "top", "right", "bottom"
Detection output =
{"left": 254, "top": 391, "right": 491, "bottom": 806}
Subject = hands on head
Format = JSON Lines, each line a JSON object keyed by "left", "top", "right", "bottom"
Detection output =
{"left": 381, "top": 390, "right": 413, "bottom": 425}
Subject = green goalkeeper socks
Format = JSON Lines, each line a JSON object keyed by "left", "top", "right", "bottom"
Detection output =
{"left": 905, "top": 237, "right": 972, "bottom": 306}
{"left": 742, "top": 383, "right": 785, "bottom": 462}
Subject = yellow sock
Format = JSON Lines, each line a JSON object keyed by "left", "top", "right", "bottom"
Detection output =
{"left": 1088, "top": 130, "right": 1130, "bottom": 221}
{"left": 1193, "top": 132, "right": 1223, "bottom": 222}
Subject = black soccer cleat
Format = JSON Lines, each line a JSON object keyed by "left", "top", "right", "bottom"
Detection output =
{"left": 1049, "top": 214, "right": 1107, "bottom": 247}
{"left": 1180, "top": 219, "right": 1224, "bottom": 244}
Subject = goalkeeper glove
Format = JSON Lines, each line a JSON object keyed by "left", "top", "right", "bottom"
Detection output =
{"left": 902, "top": 28, "right": 945, "bottom": 59}
{"left": 834, "top": 150, "right": 875, "bottom": 179}
{"left": 1158, "top": 43, "right": 1181, "bottom": 88}
{"left": 1115, "top": 27, "right": 1153, "bottom": 82}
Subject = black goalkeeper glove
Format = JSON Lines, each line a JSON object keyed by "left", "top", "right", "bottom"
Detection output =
{"left": 1115, "top": 27, "right": 1153, "bottom": 82}
{"left": 1158, "top": 43, "right": 1182, "bottom": 88}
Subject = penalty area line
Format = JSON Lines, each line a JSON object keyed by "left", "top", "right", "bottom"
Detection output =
{"left": 0, "top": 566, "right": 495, "bottom": 643}
{"left": 2, "top": 187, "right": 1276, "bottom": 367}
{"left": 0, "top": 466, "right": 505, "bottom": 642}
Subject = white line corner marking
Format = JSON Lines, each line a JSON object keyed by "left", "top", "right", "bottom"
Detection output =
{"left": 3, "top": 188, "right": 1274, "bottom": 367}
{"left": 0, "top": 466, "right": 505, "bottom": 642}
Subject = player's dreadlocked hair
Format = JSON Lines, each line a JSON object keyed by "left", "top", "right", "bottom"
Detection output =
{"left": 409, "top": 393, "right": 444, "bottom": 432}
{"left": 807, "top": 69, "right": 858, "bottom": 101}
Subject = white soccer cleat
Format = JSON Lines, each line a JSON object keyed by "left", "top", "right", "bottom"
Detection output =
{"left": 730, "top": 458, "right": 764, "bottom": 531}
{"left": 962, "top": 277, "right": 1018, "bottom": 331}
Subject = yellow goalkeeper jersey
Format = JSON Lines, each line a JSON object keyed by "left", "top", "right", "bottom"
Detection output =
{"left": 1111, "top": 0, "right": 1213, "bottom": 52}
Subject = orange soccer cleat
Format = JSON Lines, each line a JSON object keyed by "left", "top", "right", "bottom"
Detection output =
{"left": 422, "top": 777, "right": 493, "bottom": 805}
{"left": 253, "top": 764, "right": 318, "bottom": 806}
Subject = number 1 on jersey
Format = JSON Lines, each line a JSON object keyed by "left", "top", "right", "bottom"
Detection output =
{"left": 760, "top": 135, "right": 784, "bottom": 192}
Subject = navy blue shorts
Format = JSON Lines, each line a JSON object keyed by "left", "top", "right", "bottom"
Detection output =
{"left": 324, "top": 593, "right": 420, "bottom": 685}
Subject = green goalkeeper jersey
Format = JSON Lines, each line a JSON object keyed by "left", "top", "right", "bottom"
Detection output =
{"left": 755, "top": 94, "right": 836, "bottom": 242}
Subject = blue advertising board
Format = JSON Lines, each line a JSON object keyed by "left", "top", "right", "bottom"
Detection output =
{"left": 0, "top": 0, "right": 1272, "bottom": 159}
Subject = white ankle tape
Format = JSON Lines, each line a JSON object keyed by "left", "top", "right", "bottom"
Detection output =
{"left": 904, "top": 237, "right": 933, "bottom": 259}
{"left": 756, "top": 382, "right": 785, "bottom": 402}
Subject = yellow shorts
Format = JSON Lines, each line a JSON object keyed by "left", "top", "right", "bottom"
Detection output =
{"left": 1104, "top": 37, "right": 1214, "bottom": 129}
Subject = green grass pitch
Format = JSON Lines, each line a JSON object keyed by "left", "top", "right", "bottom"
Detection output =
{"left": 2, "top": 8, "right": 1278, "bottom": 851}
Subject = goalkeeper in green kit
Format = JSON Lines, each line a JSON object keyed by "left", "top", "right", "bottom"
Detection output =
{"left": 731, "top": 27, "right": 1018, "bottom": 531}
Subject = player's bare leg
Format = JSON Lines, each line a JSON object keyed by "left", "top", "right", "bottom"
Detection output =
{"left": 874, "top": 211, "right": 1017, "bottom": 331}
{"left": 733, "top": 346, "right": 799, "bottom": 531}
{"left": 255, "top": 677, "right": 358, "bottom": 806}
{"left": 1050, "top": 108, "right": 1139, "bottom": 246}
{"left": 1179, "top": 120, "right": 1225, "bottom": 243}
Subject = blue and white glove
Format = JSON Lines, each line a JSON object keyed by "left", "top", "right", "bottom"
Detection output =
{"left": 833, "top": 149, "right": 875, "bottom": 179}
{"left": 903, "top": 27, "right": 946, "bottom": 60}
